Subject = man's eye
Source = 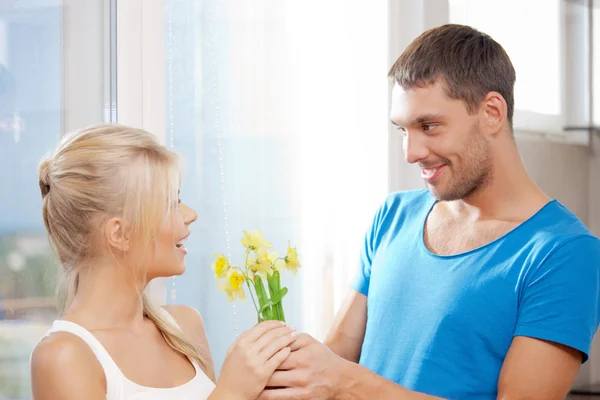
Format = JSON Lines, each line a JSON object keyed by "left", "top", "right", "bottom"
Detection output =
{"left": 422, "top": 124, "right": 437, "bottom": 132}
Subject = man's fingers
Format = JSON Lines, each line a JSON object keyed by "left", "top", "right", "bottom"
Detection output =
{"left": 289, "top": 332, "right": 314, "bottom": 351}
{"left": 258, "top": 387, "right": 307, "bottom": 400}
{"left": 265, "top": 369, "right": 299, "bottom": 388}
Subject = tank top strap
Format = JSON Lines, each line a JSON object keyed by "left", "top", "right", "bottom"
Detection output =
{"left": 45, "top": 320, "right": 124, "bottom": 399}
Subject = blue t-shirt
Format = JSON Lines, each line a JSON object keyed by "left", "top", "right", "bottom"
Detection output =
{"left": 352, "top": 189, "right": 600, "bottom": 399}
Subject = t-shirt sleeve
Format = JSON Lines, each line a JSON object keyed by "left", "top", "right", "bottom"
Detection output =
{"left": 350, "top": 200, "right": 388, "bottom": 297}
{"left": 514, "top": 235, "right": 600, "bottom": 362}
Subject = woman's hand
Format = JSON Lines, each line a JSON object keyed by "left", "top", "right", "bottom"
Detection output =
{"left": 211, "top": 320, "right": 297, "bottom": 400}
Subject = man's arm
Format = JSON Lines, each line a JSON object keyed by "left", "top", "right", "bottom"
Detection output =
{"left": 336, "top": 335, "right": 583, "bottom": 399}
{"left": 324, "top": 290, "right": 368, "bottom": 363}
{"left": 260, "top": 333, "right": 442, "bottom": 400}
{"left": 261, "top": 333, "right": 583, "bottom": 400}
{"left": 497, "top": 336, "right": 581, "bottom": 399}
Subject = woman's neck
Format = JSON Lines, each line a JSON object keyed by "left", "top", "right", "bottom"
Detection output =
{"left": 63, "top": 260, "right": 147, "bottom": 331}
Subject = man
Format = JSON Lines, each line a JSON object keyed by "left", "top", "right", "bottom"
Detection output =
{"left": 259, "top": 24, "right": 600, "bottom": 399}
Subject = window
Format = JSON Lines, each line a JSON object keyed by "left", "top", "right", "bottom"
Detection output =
{"left": 151, "top": 0, "right": 389, "bottom": 372}
{"left": 0, "top": 1, "right": 108, "bottom": 398}
{"left": 449, "top": 0, "right": 563, "bottom": 134}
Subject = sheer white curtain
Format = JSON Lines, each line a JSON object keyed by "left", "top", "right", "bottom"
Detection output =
{"left": 167, "top": 0, "right": 388, "bottom": 372}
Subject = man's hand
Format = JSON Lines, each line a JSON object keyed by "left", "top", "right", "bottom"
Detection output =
{"left": 258, "top": 333, "right": 347, "bottom": 400}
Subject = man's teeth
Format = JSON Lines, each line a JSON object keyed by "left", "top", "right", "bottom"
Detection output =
{"left": 423, "top": 167, "right": 439, "bottom": 178}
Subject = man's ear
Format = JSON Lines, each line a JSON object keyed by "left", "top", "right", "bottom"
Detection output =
{"left": 481, "top": 91, "right": 508, "bottom": 137}
{"left": 104, "top": 217, "right": 130, "bottom": 252}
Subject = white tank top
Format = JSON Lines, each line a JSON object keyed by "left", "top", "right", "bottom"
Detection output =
{"left": 41, "top": 320, "right": 216, "bottom": 400}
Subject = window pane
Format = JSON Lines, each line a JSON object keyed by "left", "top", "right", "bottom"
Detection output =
{"left": 166, "top": 0, "right": 388, "bottom": 372}
{"left": 0, "top": 1, "right": 107, "bottom": 398}
{"left": 449, "top": 0, "right": 561, "bottom": 116}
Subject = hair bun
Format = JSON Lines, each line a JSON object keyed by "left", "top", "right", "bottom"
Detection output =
{"left": 38, "top": 159, "right": 51, "bottom": 198}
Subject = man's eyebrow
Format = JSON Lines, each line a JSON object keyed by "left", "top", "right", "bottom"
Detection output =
{"left": 391, "top": 113, "right": 441, "bottom": 127}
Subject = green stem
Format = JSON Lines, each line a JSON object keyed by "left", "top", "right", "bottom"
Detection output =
{"left": 242, "top": 253, "right": 262, "bottom": 318}
{"left": 276, "top": 274, "right": 286, "bottom": 322}
{"left": 245, "top": 279, "right": 260, "bottom": 316}
{"left": 267, "top": 270, "right": 286, "bottom": 322}
{"left": 267, "top": 272, "right": 279, "bottom": 320}
{"left": 253, "top": 275, "right": 272, "bottom": 321}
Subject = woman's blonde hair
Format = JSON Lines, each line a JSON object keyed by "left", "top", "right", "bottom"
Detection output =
{"left": 38, "top": 123, "right": 214, "bottom": 380}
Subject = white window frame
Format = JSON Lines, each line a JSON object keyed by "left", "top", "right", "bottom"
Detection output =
{"left": 62, "top": 0, "right": 110, "bottom": 133}
{"left": 510, "top": 0, "right": 589, "bottom": 146}
{"left": 114, "top": 0, "right": 168, "bottom": 305}
{"left": 389, "top": 0, "right": 591, "bottom": 146}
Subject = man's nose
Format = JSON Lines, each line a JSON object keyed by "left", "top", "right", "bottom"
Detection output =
{"left": 403, "top": 134, "right": 429, "bottom": 164}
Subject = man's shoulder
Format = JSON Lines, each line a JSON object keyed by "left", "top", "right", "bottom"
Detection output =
{"left": 520, "top": 200, "right": 600, "bottom": 270}
{"left": 529, "top": 200, "right": 598, "bottom": 247}
{"left": 367, "top": 189, "right": 433, "bottom": 238}
{"left": 379, "top": 189, "right": 433, "bottom": 215}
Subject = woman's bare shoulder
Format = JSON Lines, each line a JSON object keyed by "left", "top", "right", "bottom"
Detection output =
{"left": 31, "top": 332, "right": 106, "bottom": 400}
{"left": 163, "top": 304, "right": 206, "bottom": 331}
{"left": 162, "top": 305, "right": 211, "bottom": 352}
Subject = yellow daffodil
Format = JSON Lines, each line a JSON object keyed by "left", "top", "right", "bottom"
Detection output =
{"left": 246, "top": 255, "right": 259, "bottom": 281}
{"left": 284, "top": 243, "right": 301, "bottom": 276}
{"left": 261, "top": 249, "right": 285, "bottom": 271}
{"left": 240, "top": 230, "right": 272, "bottom": 251}
{"left": 273, "top": 257, "right": 286, "bottom": 272}
{"left": 211, "top": 253, "right": 230, "bottom": 279}
{"left": 218, "top": 269, "right": 246, "bottom": 301}
{"left": 252, "top": 249, "right": 276, "bottom": 279}
{"left": 213, "top": 229, "right": 301, "bottom": 322}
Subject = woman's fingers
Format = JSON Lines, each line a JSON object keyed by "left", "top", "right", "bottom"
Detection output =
{"left": 259, "top": 328, "right": 297, "bottom": 362}
{"left": 264, "top": 346, "right": 292, "bottom": 374}
{"left": 239, "top": 320, "right": 286, "bottom": 345}
{"left": 255, "top": 325, "right": 296, "bottom": 354}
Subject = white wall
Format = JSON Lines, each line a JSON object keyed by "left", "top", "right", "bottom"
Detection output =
{"left": 518, "top": 138, "right": 594, "bottom": 388}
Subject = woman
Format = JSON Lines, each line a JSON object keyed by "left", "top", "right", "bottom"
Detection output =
{"left": 30, "top": 124, "right": 296, "bottom": 399}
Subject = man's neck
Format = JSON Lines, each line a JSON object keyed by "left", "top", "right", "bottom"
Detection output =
{"left": 446, "top": 143, "right": 551, "bottom": 221}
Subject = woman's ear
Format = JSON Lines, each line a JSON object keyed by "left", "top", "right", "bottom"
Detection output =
{"left": 104, "top": 217, "right": 130, "bottom": 252}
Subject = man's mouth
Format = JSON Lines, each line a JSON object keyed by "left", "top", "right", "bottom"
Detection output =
{"left": 421, "top": 164, "right": 446, "bottom": 183}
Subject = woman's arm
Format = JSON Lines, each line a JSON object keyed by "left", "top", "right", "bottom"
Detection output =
{"left": 31, "top": 332, "right": 106, "bottom": 400}
{"left": 164, "top": 305, "right": 297, "bottom": 400}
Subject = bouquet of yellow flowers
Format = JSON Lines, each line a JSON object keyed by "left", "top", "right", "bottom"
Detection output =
{"left": 211, "top": 230, "right": 301, "bottom": 323}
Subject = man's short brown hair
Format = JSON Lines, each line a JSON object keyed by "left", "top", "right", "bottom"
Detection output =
{"left": 388, "top": 24, "right": 516, "bottom": 128}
